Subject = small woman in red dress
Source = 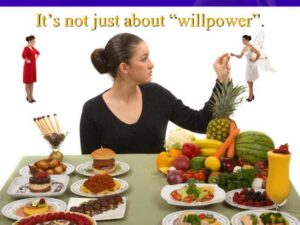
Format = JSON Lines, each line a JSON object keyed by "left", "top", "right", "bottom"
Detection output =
{"left": 22, "top": 35, "right": 40, "bottom": 103}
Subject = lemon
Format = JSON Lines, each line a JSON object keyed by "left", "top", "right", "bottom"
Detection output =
{"left": 204, "top": 156, "right": 221, "bottom": 172}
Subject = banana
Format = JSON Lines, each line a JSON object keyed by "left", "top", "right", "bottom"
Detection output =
{"left": 192, "top": 139, "right": 223, "bottom": 149}
{"left": 201, "top": 148, "right": 218, "bottom": 156}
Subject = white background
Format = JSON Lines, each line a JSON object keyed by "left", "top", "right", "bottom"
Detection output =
{"left": 0, "top": 8, "right": 299, "bottom": 195}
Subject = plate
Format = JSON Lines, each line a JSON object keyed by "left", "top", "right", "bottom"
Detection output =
{"left": 225, "top": 188, "right": 287, "bottom": 210}
{"left": 67, "top": 197, "right": 127, "bottom": 221}
{"left": 19, "top": 162, "right": 75, "bottom": 176}
{"left": 7, "top": 175, "right": 69, "bottom": 198}
{"left": 160, "top": 183, "right": 225, "bottom": 207}
{"left": 231, "top": 210, "right": 300, "bottom": 225}
{"left": 12, "top": 211, "right": 97, "bottom": 225}
{"left": 1, "top": 197, "right": 67, "bottom": 220}
{"left": 70, "top": 178, "right": 129, "bottom": 197}
{"left": 162, "top": 210, "right": 230, "bottom": 225}
{"left": 76, "top": 161, "right": 130, "bottom": 177}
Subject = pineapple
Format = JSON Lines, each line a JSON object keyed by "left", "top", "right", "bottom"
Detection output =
{"left": 206, "top": 80, "right": 246, "bottom": 142}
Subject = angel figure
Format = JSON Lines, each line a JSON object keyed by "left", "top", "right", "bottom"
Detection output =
{"left": 231, "top": 32, "right": 275, "bottom": 102}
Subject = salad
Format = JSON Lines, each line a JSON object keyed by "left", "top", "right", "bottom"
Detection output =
{"left": 174, "top": 212, "right": 221, "bottom": 225}
{"left": 170, "top": 183, "right": 214, "bottom": 203}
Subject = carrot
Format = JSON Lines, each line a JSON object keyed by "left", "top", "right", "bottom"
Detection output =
{"left": 214, "top": 127, "right": 240, "bottom": 159}
{"left": 227, "top": 122, "right": 238, "bottom": 158}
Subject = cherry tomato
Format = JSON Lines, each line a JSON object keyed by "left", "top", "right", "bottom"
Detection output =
{"left": 186, "top": 169, "right": 196, "bottom": 174}
{"left": 193, "top": 171, "right": 206, "bottom": 181}
{"left": 205, "top": 193, "right": 214, "bottom": 200}
{"left": 183, "top": 173, "right": 194, "bottom": 181}
{"left": 183, "top": 196, "right": 194, "bottom": 203}
{"left": 171, "top": 191, "right": 181, "bottom": 201}
{"left": 198, "top": 213, "right": 206, "bottom": 219}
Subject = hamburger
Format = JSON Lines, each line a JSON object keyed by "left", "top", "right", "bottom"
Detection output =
{"left": 91, "top": 148, "right": 116, "bottom": 174}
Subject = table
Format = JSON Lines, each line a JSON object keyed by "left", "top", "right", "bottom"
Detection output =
{"left": 1, "top": 154, "right": 300, "bottom": 225}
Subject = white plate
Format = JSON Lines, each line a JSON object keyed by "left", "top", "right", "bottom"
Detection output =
{"left": 7, "top": 175, "right": 69, "bottom": 198}
{"left": 76, "top": 161, "right": 130, "bottom": 177}
{"left": 162, "top": 210, "right": 230, "bottom": 225}
{"left": 70, "top": 178, "right": 129, "bottom": 197}
{"left": 1, "top": 197, "right": 67, "bottom": 220}
{"left": 19, "top": 162, "right": 75, "bottom": 176}
{"left": 12, "top": 211, "right": 97, "bottom": 225}
{"left": 231, "top": 210, "right": 300, "bottom": 225}
{"left": 161, "top": 183, "right": 225, "bottom": 207}
{"left": 225, "top": 188, "right": 287, "bottom": 210}
{"left": 67, "top": 197, "right": 127, "bottom": 221}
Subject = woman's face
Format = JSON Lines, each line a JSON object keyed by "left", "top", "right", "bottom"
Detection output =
{"left": 29, "top": 39, "right": 36, "bottom": 46}
{"left": 242, "top": 37, "right": 249, "bottom": 45}
{"left": 125, "top": 41, "right": 154, "bottom": 84}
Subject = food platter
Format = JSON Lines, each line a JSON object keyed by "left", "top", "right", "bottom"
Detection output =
{"left": 231, "top": 210, "right": 300, "bottom": 225}
{"left": 162, "top": 210, "right": 230, "bottom": 225}
{"left": 160, "top": 183, "right": 226, "bottom": 207}
{"left": 1, "top": 197, "right": 67, "bottom": 220}
{"left": 76, "top": 161, "right": 130, "bottom": 177}
{"left": 225, "top": 188, "right": 287, "bottom": 210}
{"left": 7, "top": 175, "right": 69, "bottom": 198}
{"left": 70, "top": 178, "right": 129, "bottom": 197}
{"left": 19, "top": 162, "right": 75, "bottom": 176}
{"left": 67, "top": 197, "right": 127, "bottom": 221}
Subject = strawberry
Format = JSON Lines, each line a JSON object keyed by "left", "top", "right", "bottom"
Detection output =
{"left": 41, "top": 214, "right": 47, "bottom": 222}
{"left": 273, "top": 143, "right": 290, "bottom": 154}
{"left": 57, "top": 212, "right": 65, "bottom": 220}
{"left": 35, "top": 215, "right": 42, "bottom": 223}
{"left": 65, "top": 212, "right": 72, "bottom": 220}
{"left": 39, "top": 198, "right": 46, "bottom": 204}
{"left": 46, "top": 213, "right": 54, "bottom": 221}
{"left": 279, "top": 143, "right": 289, "bottom": 151}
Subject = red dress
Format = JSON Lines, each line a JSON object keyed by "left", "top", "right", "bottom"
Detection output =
{"left": 22, "top": 46, "right": 40, "bottom": 84}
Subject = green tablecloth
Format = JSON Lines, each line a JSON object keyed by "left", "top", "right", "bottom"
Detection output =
{"left": 0, "top": 154, "right": 299, "bottom": 225}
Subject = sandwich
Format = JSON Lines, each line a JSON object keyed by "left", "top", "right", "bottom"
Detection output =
{"left": 91, "top": 148, "right": 116, "bottom": 174}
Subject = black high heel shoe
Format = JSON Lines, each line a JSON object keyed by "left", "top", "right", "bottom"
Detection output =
{"left": 246, "top": 95, "right": 255, "bottom": 102}
{"left": 26, "top": 97, "right": 34, "bottom": 103}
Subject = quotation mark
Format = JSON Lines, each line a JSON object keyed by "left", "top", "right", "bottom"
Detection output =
{"left": 169, "top": 14, "right": 178, "bottom": 19}
{"left": 252, "top": 13, "right": 260, "bottom": 19}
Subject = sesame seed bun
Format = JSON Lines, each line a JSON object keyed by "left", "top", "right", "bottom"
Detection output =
{"left": 91, "top": 148, "right": 116, "bottom": 160}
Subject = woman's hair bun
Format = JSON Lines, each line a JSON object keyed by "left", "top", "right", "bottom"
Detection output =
{"left": 242, "top": 35, "right": 252, "bottom": 41}
{"left": 26, "top": 35, "right": 35, "bottom": 42}
{"left": 91, "top": 48, "right": 110, "bottom": 74}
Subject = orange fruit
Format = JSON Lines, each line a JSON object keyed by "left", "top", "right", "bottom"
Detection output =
{"left": 156, "top": 151, "right": 173, "bottom": 169}
{"left": 169, "top": 149, "right": 182, "bottom": 158}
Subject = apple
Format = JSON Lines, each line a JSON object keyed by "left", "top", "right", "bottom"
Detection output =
{"left": 172, "top": 155, "right": 190, "bottom": 171}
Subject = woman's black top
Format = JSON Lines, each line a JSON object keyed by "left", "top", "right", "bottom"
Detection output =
{"left": 80, "top": 81, "right": 221, "bottom": 154}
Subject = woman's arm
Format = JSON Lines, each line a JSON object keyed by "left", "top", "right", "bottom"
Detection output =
{"left": 22, "top": 48, "right": 31, "bottom": 63}
{"left": 169, "top": 53, "right": 231, "bottom": 133}
{"left": 169, "top": 80, "right": 221, "bottom": 133}
{"left": 230, "top": 49, "right": 244, "bottom": 59}
{"left": 35, "top": 48, "right": 40, "bottom": 59}
{"left": 80, "top": 104, "right": 102, "bottom": 154}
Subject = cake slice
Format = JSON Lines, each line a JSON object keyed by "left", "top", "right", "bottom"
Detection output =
{"left": 29, "top": 171, "right": 51, "bottom": 193}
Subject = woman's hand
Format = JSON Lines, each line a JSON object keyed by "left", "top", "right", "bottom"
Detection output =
{"left": 213, "top": 53, "right": 231, "bottom": 83}
{"left": 25, "top": 59, "right": 31, "bottom": 64}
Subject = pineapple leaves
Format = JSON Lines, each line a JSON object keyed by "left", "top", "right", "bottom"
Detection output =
{"left": 210, "top": 80, "right": 247, "bottom": 118}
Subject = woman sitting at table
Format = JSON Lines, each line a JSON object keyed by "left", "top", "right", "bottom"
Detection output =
{"left": 80, "top": 33, "right": 231, "bottom": 154}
